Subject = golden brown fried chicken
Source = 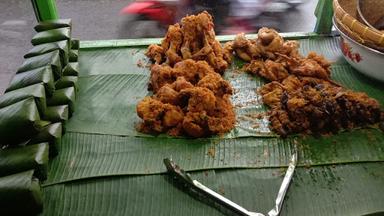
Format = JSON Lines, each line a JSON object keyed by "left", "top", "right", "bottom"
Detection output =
{"left": 146, "top": 11, "right": 231, "bottom": 73}
{"left": 154, "top": 84, "right": 179, "bottom": 105}
{"left": 146, "top": 44, "right": 164, "bottom": 64}
{"left": 257, "top": 27, "right": 284, "bottom": 55}
{"left": 170, "top": 77, "right": 194, "bottom": 92}
{"left": 260, "top": 60, "right": 289, "bottom": 81}
{"left": 173, "top": 59, "right": 216, "bottom": 84}
{"left": 149, "top": 64, "right": 175, "bottom": 92}
{"left": 233, "top": 33, "right": 261, "bottom": 62}
{"left": 207, "top": 96, "right": 236, "bottom": 134}
{"left": 179, "top": 87, "right": 216, "bottom": 112}
{"left": 197, "top": 73, "right": 233, "bottom": 97}
{"left": 243, "top": 59, "right": 265, "bottom": 76}
{"left": 162, "top": 24, "right": 183, "bottom": 65}
{"left": 137, "top": 97, "right": 184, "bottom": 133}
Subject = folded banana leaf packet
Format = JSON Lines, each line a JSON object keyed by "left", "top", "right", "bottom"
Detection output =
{"left": 24, "top": 40, "right": 69, "bottom": 66}
{"left": 0, "top": 98, "right": 42, "bottom": 146}
{"left": 17, "top": 50, "right": 62, "bottom": 80}
{"left": 46, "top": 86, "right": 76, "bottom": 115}
{"left": 71, "top": 39, "right": 80, "bottom": 50}
{"left": 7, "top": 65, "right": 55, "bottom": 96}
{"left": 0, "top": 83, "right": 47, "bottom": 116}
{"left": 69, "top": 49, "right": 78, "bottom": 62}
{"left": 28, "top": 122, "right": 63, "bottom": 157}
{"left": 0, "top": 170, "right": 43, "bottom": 215}
{"left": 62, "top": 62, "right": 79, "bottom": 76}
{"left": 55, "top": 76, "right": 78, "bottom": 91}
{"left": 44, "top": 105, "right": 69, "bottom": 123}
{"left": 34, "top": 19, "right": 72, "bottom": 32}
{"left": 0, "top": 143, "right": 49, "bottom": 180}
{"left": 31, "top": 27, "right": 71, "bottom": 46}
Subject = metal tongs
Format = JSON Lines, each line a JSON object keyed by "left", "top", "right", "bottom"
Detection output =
{"left": 164, "top": 151, "right": 297, "bottom": 216}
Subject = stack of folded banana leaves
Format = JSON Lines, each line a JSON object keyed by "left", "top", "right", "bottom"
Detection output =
{"left": 0, "top": 19, "right": 79, "bottom": 215}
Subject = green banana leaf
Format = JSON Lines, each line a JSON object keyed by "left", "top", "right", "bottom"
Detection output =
{"left": 6, "top": 66, "right": 55, "bottom": 96}
{"left": 31, "top": 27, "right": 71, "bottom": 46}
{"left": 55, "top": 76, "right": 78, "bottom": 91}
{"left": 24, "top": 40, "right": 69, "bottom": 66}
{"left": 0, "top": 83, "right": 46, "bottom": 116}
{"left": 28, "top": 122, "right": 63, "bottom": 157}
{"left": 42, "top": 163, "right": 384, "bottom": 216}
{"left": 0, "top": 170, "right": 43, "bottom": 216}
{"left": 41, "top": 36, "right": 384, "bottom": 216}
{"left": 69, "top": 49, "right": 78, "bottom": 62}
{"left": 0, "top": 98, "right": 42, "bottom": 146}
{"left": 44, "top": 105, "right": 69, "bottom": 123}
{"left": 46, "top": 87, "right": 76, "bottom": 115}
{"left": 0, "top": 143, "right": 49, "bottom": 180}
{"left": 71, "top": 39, "right": 79, "bottom": 50}
{"left": 62, "top": 62, "right": 79, "bottom": 76}
{"left": 34, "top": 19, "right": 72, "bottom": 32}
{"left": 17, "top": 50, "right": 62, "bottom": 80}
{"left": 45, "top": 128, "right": 383, "bottom": 184}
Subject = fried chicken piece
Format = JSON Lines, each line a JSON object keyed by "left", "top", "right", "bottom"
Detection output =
{"left": 170, "top": 77, "right": 194, "bottom": 92}
{"left": 146, "top": 45, "right": 164, "bottom": 64}
{"left": 149, "top": 59, "right": 215, "bottom": 92}
{"left": 154, "top": 84, "right": 179, "bottom": 105}
{"left": 197, "top": 73, "right": 233, "bottom": 97}
{"left": 257, "top": 27, "right": 284, "bottom": 53}
{"left": 259, "top": 82, "right": 284, "bottom": 107}
{"left": 222, "top": 41, "right": 234, "bottom": 63}
{"left": 162, "top": 24, "right": 183, "bottom": 65}
{"left": 259, "top": 60, "right": 289, "bottom": 81}
{"left": 233, "top": 33, "right": 262, "bottom": 62}
{"left": 182, "top": 111, "right": 209, "bottom": 137}
{"left": 207, "top": 96, "right": 236, "bottom": 134}
{"left": 278, "top": 40, "right": 301, "bottom": 58}
{"left": 137, "top": 97, "right": 184, "bottom": 133}
{"left": 179, "top": 87, "right": 216, "bottom": 112}
{"left": 173, "top": 59, "right": 216, "bottom": 84}
{"left": 243, "top": 59, "right": 265, "bottom": 76}
{"left": 149, "top": 64, "right": 175, "bottom": 92}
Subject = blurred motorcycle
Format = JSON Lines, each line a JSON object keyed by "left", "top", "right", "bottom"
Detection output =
{"left": 119, "top": 0, "right": 307, "bottom": 38}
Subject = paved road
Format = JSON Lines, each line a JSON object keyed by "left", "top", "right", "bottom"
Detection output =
{"left": 0, "top": 0, "right": 318, "bottom": 94}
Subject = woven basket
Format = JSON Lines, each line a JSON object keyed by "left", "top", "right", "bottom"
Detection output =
{"left": 333, "top": 0, "right": 384, "bottom": 51}
{"left": 357, "top": 0, "right": 384, "bottom": 32}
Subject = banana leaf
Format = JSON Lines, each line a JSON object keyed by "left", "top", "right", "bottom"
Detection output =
{"left": 55, "top": 76, "right": 78, "bottom": 91}
{"left": 71, "top": 39, "right": 79, "bottom": 50}
{"left": 41, "top": 163, "right": 384, "bottom": 216}
{"left": 0, "top": 98, "right": 43, "bottom": 146}
{"left": 0, "top": 83, "right": 46, "bottom": 116}
{"left": 31, "top": 27, "right": 71, "bottom": 46}
{"left": 47, "top": 87, "right": 76, "bottom": 115}
{"left": 34, "top": 19, "right": 72, "bottom": 32}
{"left": 24, "top": 40, "right": 69, "bottom": 66}
{"left": 17, "top": 50, "right": 62, "bottom": 80}
{"left": 6, "top": 66, "right": 55, "bottom": 96}
{"left": 69, "top": 49, "right": 78, "bottom": 62}
{"left": 28, "top": 123, "right": 62, "bottom": 157}
{"left": 44, "top": 105, "right": 69, "bottom": 123}
{"left": 45, "top": 128, "right": 384, "bottom": 184}
{"left": 0, "top": 170, "right": 43, "bottom": 216}
{"left": 62, "top": 62, "right": 79, "bottom": 76}
{"left": 0, "top": 143, "right": 49, "bottom": 180}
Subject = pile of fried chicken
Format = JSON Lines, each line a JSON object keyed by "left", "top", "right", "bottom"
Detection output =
{"left": 137, "top": 11, "right": 382, "bottom": 138}
{"left": 137, "top": 12, "right": 235, "bottom": 137}
{"left": 233, "top": 28, "right": 383, "bottom": 136}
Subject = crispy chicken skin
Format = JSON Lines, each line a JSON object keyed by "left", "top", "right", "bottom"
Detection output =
{"left": 145, "top": 11, "right": 232, "bottom": 73}
{"left": 232, "top": 27, "right": 383, "bottom": 136}
{"left": 137, "top": 97, "right": 184, "bottom": 134}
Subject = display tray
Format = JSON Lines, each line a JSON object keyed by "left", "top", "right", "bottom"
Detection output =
{"left": 41, "top": 34, "right": 384, "bottom": 216}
